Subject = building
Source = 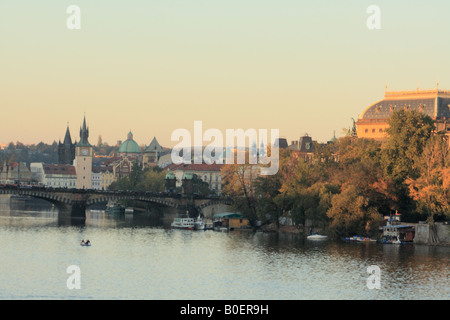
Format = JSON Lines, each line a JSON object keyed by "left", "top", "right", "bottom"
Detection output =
{"left": 356, "top": 87, "right": 450, "bottom": 141}
{"left": 95, "top": 156, "right": 138, "bottom": 180}
{"left": 142, "top": 137, "right": 165, "bottom": 168}
{"left": 166, "top": 163, "right": 224, "bottom": 195}
{"left": 58, "top": 125, "right": 76, "bottom": 165}
{"left": 118, "top": 132, "right": 141, "bottom": 158}
{"left": 0, "top": 162, "right": 33, "bottom": 185}
{"left": 112, "top": 157, "right": 136, "bottom": 179}
{"left": 42, "top": 164, "right": 76, "bottom": 188}
{"left": 157, "top": 153, "right": 173, "bottom": 169}
{"left": 275, "top": 138, "right": 288, "bottom": 149}
{"left": 288, "top": 134, "right": 316, "bottom": 161}
{"left": 92, "top": 166, "right": 115, "bottom": 190}
{"left": 164, "top": 171, "right": 177, "bottom": 193}
{"left": 74, "top": 115, "right": 93, "bottom": 189}
{"left": 212, "top": 212, "right": 250, "bottom": 230}
{"left": 30, "top": 163, "right": 45, "bottom": 186}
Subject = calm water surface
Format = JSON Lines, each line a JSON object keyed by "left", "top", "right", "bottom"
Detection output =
{"left": 0, "top": 199, "right": 448, "bottom": 300}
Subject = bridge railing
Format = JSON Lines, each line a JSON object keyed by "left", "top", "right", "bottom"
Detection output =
{"left": 0, "top": 184, "right": 229, "bottom": 200}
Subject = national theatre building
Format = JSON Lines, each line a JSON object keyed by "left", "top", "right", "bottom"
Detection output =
{"left": 356, "top": 87, "right": 450, "bottom": 141}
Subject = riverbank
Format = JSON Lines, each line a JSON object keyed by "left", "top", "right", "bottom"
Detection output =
{"left": 259, "top": 222, "right": 303, "bottom": 235}
{"left": 259, "top": 221, "right": 450, "bottom": 246}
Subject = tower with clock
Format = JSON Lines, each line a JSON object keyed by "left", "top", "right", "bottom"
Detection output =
{"left": 74, "top": 115, "right": 93, "bottom": 189}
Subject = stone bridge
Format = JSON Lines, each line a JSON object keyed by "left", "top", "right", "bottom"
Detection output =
{"left": 0, "top": 187, "right": 234, "bottom": 220}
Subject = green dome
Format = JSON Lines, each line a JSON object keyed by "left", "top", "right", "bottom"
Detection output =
{"left": 119, "top": 132, "right": 141, "bottom": 154}
{"left": 165, "top": 172, "right": 176, "bottom": 179}
{"left": 182, "top": 172, "right": 194, "bottom": 180}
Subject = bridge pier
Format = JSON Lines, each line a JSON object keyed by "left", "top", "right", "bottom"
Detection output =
{"left": 56, "top": 202, "right": 86, "bottom": 226}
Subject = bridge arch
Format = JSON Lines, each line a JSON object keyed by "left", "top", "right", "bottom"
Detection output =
{"left": 0, "top": 189, "right": 74, "bottom": 207}
{"left": 86, "top": 194, "right": 180, "bottom": 209}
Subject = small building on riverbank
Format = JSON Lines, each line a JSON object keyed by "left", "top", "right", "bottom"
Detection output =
{"left": 213, "top": 212, "right": 250, "bottom": 230}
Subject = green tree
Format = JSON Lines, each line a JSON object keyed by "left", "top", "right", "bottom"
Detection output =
{"left": 326, "top": 185, "right": 383, "bottom": 237}
{"left": 137, "top": 168, "right": 166, "bottom": 192}
{"left": 381, "top": 109, "right": 435, "bottom": 184}
{"left": 254, "top": 173, "right": 283, "bottom": 229}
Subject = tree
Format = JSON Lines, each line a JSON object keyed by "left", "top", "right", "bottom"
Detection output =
{"left": 129, "top": 161, "right": 143, "bottom": 189}
{"left": 254, "top": 172, "right": 283, "bottom": 229}
{"left": 381, "top": 109, "right": 435, "bottom": 184}
{"left": 406, "top": 134, "right": 450, "bottom": 242}
{"left": 222, "top": 161, "right": 259, "bottom": 225}
{"left": 137, "top": 168, "right": 166, "bottom": 192}
{"left": 326, "top": 185, "right": 383, "bottom": 237}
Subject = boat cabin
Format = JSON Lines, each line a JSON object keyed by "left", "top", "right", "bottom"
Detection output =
{"left": 213, "top": 212, "right": 249, "bottom": 231}
{"left": 382, "top": 225, "right": 415, "bottom": 243}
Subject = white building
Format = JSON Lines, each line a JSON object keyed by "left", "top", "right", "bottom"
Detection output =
{"left": 42, "top": 164, "right": 77, "bottom": 188}
{"left": 166, "top": 163, "right": 223, "bottom": 195}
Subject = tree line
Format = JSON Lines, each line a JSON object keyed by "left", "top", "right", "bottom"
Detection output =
{"left": 221, "top": 109, "right": 450, "bottom": 239}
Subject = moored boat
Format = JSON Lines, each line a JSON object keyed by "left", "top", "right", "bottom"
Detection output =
{"left": 380, "top": 224, "right": 415, "bottom": 244}
{"left": 171, "top": 215, "right": 195, "bottom": 230}
{"left": 205, "top": 219, "right": 214, "bottom": 230}
{"left": 194, "top": 216, "right": 206, "bottom": 230}
{"left": 344, "top": 235, "right": 376, "bottom": 242}
{"left": 106, "top": 203, "right": 125, "bottom": 214}
{"left": 307, "top": 233, "right": 328, "bottom": 240}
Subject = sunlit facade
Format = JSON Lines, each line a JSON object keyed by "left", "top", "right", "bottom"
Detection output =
{"left": 357, "top": 88, "right": 450, "bottom": 141}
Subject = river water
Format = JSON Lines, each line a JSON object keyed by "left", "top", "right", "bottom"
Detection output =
{"left": 0, "top": 197, "right": 448, "bottom": 300}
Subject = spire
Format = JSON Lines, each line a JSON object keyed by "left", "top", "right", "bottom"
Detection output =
{"left": 78, "top": 114, "right": 91, "bottom": 147}
{"left": 146, "top": 136, "right": 163, "bottom": 152}
{"left": 63, "top": 124, "right": 72, "bottom": 145}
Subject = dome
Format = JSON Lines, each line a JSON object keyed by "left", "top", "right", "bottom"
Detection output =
{"left": 118, "top": 132, "right": 141, "bottom": 154}
{"left": 330, "top": 131, "right": 337, "bottom": 142}
{"left": 182, "top": 172, "right": 194, "bottom": 180}
{"left": 165, "top": 172, "right": 176, "bottom": 179}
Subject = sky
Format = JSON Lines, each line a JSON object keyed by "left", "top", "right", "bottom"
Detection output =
{"left": 1, "top": 0, "right": 450, "bottom": 148}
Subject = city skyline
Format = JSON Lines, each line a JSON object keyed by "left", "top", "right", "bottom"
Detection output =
{"left": 2, "top": 1, "right": 450, "bottom": 147}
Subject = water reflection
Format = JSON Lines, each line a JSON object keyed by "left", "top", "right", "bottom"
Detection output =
{"left": 0, "top": 197, "right": 448, "bottom": 300}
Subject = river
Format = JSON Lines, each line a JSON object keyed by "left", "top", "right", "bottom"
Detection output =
{"left": 0, "top": 197, "right": 448, "bottom": 300}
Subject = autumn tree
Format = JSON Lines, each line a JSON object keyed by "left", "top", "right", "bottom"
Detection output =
{"left": 326, "top": 185, "right": 383, "bottom": 237}
{"left": 221, "top": 159, "right": 260, "bottom": 224}
{"left": 254, "top": 170, "right": 283, "bottom": 229}
{"left": 406, "top": 134, "right": 450, "bottom": 242}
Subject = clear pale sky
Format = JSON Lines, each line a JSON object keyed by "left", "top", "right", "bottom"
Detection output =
{"left": 1, "top": 0, "right": 449, "bottom": 147}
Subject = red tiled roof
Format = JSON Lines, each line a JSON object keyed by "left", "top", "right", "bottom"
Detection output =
{"left": 43, "top": 164, "right": 76, "bottom": 175}
{"left": 92, "top": 166, "right": 113, "bottom": 173}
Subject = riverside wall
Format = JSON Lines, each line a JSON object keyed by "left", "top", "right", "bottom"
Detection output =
{"left": 414, "top": 222, "right": 450, "bottom": 245}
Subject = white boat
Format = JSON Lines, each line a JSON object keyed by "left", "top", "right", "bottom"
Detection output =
{"left": 307, "top": 233, "right": 328, "bottom": 240}
{"left": 171, "top": 215, "right": 195, "bottom": 230}
{"left": 194, "top": 216, "right": 206, "bottom": 230}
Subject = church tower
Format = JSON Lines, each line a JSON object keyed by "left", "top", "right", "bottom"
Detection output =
{"left": 74, "top": 115, "right": 93, "bottom": 189}
{"left": 58, "top": 124, "right": 76, "bottom": 165}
